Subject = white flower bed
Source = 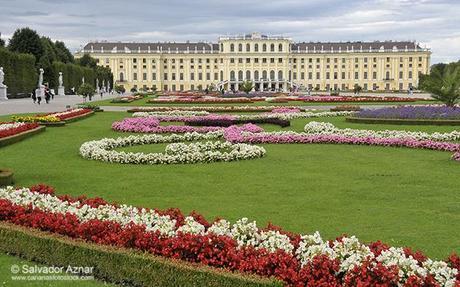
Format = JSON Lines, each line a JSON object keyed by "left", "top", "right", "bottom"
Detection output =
{"left": 79, "top": 131, "right": 265, "bottom": 164}
{"left": 0, "top": 186, "right": 457, "bottom": 286}
{"left": 304, "top": 121, "right": 460, "bottom": 141}
{"left": 49, "top": 108, "right": 84, "bottom": 118}
{"left": 0, "top": 122, "right": 26, "bottom": 131}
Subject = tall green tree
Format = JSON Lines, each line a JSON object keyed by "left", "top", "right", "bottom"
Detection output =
{"left": 419, "top": 61, "right": 460, "bottom": 107}
{"left": 0, "top": 34, "right": 4, "bottom": 47}
{"left": 77, "top": 53, "right": 97, "bottom": 69}
{"left": 54, "top": 41, "right": 74, "bottom": 63}
{"left": 8, "top": 28, "right": 44, "bottom": 62}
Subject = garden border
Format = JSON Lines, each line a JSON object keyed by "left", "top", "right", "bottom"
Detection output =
{"left": 346, "top": 116, "right": 460, "bottom": 126}
{"left": 0, "top": 222, "right": 282, "bottom": 287}
{"left": 0, "top": 125, "right": 46, "bottom": 147}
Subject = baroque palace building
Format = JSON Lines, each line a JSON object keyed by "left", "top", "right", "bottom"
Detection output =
{"left": 76, "top": 32, "right": 431, "bottom": 92}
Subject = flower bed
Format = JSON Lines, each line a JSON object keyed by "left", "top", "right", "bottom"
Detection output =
{"left": 304, "top": 121, "right": 460, "bottom": 141}
{"left": 12, "top": 109, "right": 93, "bottom": 125}
{"left": 330, "top": 105, "right": 362, "bottom": 112}
{"left": 127, "top": 106, "right": 312, "bottom": 113}
{"left": 0, "top": 122, "right": 40, "bottom": 139}
{"left": 357, "top": 106, "right": 460, "bottom": 120}
{"left": 111, "top": 94, "right": 144, "bottom": 103}
{"left": 301, "top": 96, "right": 421, "bottom": 103}
{"left": 80, "top": 127, "right": 266, "bottom": 165}
{"left": 224, "top": 126, "right": 460, "bottom": 161}
{"left": 0, "top": 185, "right": 458, "bottom": 286}
{"left": 346, "top": 117, "right": 460, "bottom": 126}
{"left": 148, "top": 97, "right": 254, "bottom": 104}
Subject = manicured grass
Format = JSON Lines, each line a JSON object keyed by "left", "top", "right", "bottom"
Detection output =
{"left": 90, "top": 97, "right": 437, "bottom": 107}
{"left": 0, "top": 111, "right": 459, "bottom": 265}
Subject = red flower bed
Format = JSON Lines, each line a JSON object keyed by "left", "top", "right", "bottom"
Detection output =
{"left": 0, "top": 122, "right": 40, "bottom": 139}
{"left": 1, "top": 184, "right": 458, "bottom": 287}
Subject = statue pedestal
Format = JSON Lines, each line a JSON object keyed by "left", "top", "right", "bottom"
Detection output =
{"left": 58, "top": 86, "right": 65, "bottom": 96}
{"left": 0, "top": 86, "right": 8, "bottom": 101}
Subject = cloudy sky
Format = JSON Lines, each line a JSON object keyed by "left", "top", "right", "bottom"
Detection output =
{"left": 0, "top": 0, "right": 459, "bottom": 63}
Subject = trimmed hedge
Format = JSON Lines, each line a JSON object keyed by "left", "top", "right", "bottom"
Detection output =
{"left": 50, "top": 61, "right": 95, "bottom": 94}
{"left": 346, "top": 116, "right": 460, "bottom": 126}
{"left": 0, "top": 126, "right": 45, "bottom": 147}
{"left": 0, "top": 222, "right": 282, "bottom": 287}
{"left": 0, "top": 48, "right": 37, "bottom": 97}
{"left": 0, "top": 169, "right": 14, "bottom": 186}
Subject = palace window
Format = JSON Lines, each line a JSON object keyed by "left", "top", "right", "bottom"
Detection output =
{"left": 238, "top": 43, "right": 243, "bottom": 52}
{"left": 230, "top": 44, "right": 235, "bottom": 52}
{"left": 143, "top": 73, "right": 147, "bottom": 81}
{"left": 119, "top": 72, "right": 124, "bottom": 81}
{"left": 230, "top": 58, "right": 235, "bottom": 64}
{"left": 354, "top": 72, "right": 359, "bottom": 79}
{"left": 308, "top": 72, "right": 312, "bottom": 80}
{"left": 270, "top": 43, "right": 275, "bottom": 52}
{"left": 230, "top": 71, "right": 235, "bottom": 81}
{"left": 152, "top": 73, "right": 156, "bottom": 81}
{"left": 238, "top": 58, "right": 243, "bottom": 63}
{"left": 206, "top": 73, "right": 210, "bottom": 80}
{"left": 316, "top": 72, "right": 320, "bottom": 79}
{"left": 373, "top": 71, "right": 377, "bottom": 79}
{"left": 327, "top": 58, "right": 330, "bottom": 63}
{"left": 238, "top": 70, "right": 243, "bottom": 80}
{"left": 163, "top": 73, "right": 168, "bottom": 80}
{"left": 301, "top": 72, "right": 305, "bottom": 80}
{"left": 262, "top": 58, "right": 267, "bottom": 63}
{"left": 326, "top": 72, "right": 330, "bottom": 79}
{"left": 364, "top": 72, "right": 368, "bottom": 79}
{"left": 342, "top": 72, "right": 346, "bottom": 79}
{"left": 270, "top": 70, "right": 275, "bottom": 80}
{"left": 180, "top": 73, "right": 184, "bottom": 80}
{"left": 278, "top": 43, "right": 283, "bottom": 52}
{"left": 133, "top": 59, "right": 137, "bottom": 63}
{"left": 246, "top": 58, "right": 250, "bottom": 63}
{"left": 254, "top": 44, "right": 259, "bottom": 52}
{"left": 293, "top": 72, "right": 297, "bottom": 80}
{"left": 409, "top": 71, "right": 413, "bottom": 79}
{"left": 246, "top": 43, "right": 250, "bottom": 52}
{"left": 263, "top": 44, "right": 267, "bottom": 52}
{"left": 270, "top": 58, "right": 275, "bottom": 63}
{"left": 399, "top": 71, "right": 403, "bottom": 79}
{"left": 214, "top": 73, "right": 218, "bottom": 80}
{"left": 220, "top": 43, "right": 223, "bottom": 52}
{"left": 246, "top": 70, "right": 251, "bottom": 80}
{"left": 254, "top": 58, "right": 259, "bottom": 63}
{"left": 172, "top": 73, "right": 176, "bottom": 80}
{"left": 278, "top": 58, "right": 283, "bottom": 63}
{"left": 198, "top": 73, "right": 202, "bottom": 80}
{"left": 190, "top": 73, "right": 194, "bottom": 80}
{"left": 133, "top": 73, "right": 138, "bottom": 81}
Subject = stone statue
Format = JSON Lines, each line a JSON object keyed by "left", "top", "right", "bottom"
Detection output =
{"left": 58, "top": 72, "right": 65, "bottom": 96}
{"left": 96, "top": 78, "right": 100, "bottom": 93}
{"left": 0, "top": 67, "right": 4, "bottom": 87}
{"left": 102, "top": 79, "right": 106, "bottom": 92}
{"left": 82, "top": 77, "right": 85, "bottom": 84}
{"left": 0, "top": 67, "right": 7, "bottom": 100}
{"left": 38, "top": 68, "right": 44, "bottom": 87}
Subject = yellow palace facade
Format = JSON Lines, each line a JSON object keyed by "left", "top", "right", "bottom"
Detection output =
{"left": 76, "top": 32, "right": 431, "bottom": 92}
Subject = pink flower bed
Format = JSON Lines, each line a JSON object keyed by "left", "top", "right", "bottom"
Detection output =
{"left": 223, "top": 126, "right": 460, "bottom": 161}
{"left": 271, "top": 108, "right": 302, "bottom": 113}
{"left": 112, "top": 117, "right": 263, "bottom": 134}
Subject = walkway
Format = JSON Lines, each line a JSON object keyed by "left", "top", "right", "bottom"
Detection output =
{"left": 0, "top": 93, "right": 118, "bottom": 116}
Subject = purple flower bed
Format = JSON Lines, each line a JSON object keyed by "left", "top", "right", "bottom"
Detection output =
{"left": 357, "top": 106, "right": 460, "bottom": 120}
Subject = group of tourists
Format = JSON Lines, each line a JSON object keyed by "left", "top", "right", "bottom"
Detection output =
{"left": 31, "top": 84, "right": 54, "bottom": 105}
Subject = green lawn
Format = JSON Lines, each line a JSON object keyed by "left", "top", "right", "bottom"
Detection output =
{"left": 0, "top": 111, "right": 459, "bottom": 286}
{"left": 90, "top": 96, "right": 437, "bottom": 107}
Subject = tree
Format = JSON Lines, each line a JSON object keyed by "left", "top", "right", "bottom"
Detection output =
{"left": 8, "top": 28, "right": 44, "bottom": 62}
{"left": 77, "top": 53, "right": 97, "bottom": 69}
{"left": 240, "top": 80, "right": 254, "bottom": 94}
{"left": 0, "top": 34, "right": 4, "bottom": 47}
{"left": 114, "top": 85, "right": 125, "bottom": 94}
{"left": 54, "top": 41, "right": 74, "bottom": 63}
{"left": 130, "top": 87, "right": 137, "bottom": 93}
{"left": 77, "top": 83, "right": 95, "bottom": 101}
{"left": 419, "top": 61, "right": 460, "bottom": 107}
{"left": 353, "top": 84, "right": 362, "bottom": 95}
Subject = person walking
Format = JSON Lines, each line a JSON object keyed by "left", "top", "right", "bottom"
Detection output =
{"left": 31, "top": 89, "right": 36, "bottom": 104}
{"left": 44, "top": 84, "right": 51, "bottom": 104}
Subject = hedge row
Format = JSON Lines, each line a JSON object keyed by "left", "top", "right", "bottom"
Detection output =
{"left": 346, "top": 116, "right": 460, "bottom": 126}
{"left": 0, "top": 222, "right": 282, "bottom": 287}
{"left": 0, "top": 48, "right": 36, "bottom": 97}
